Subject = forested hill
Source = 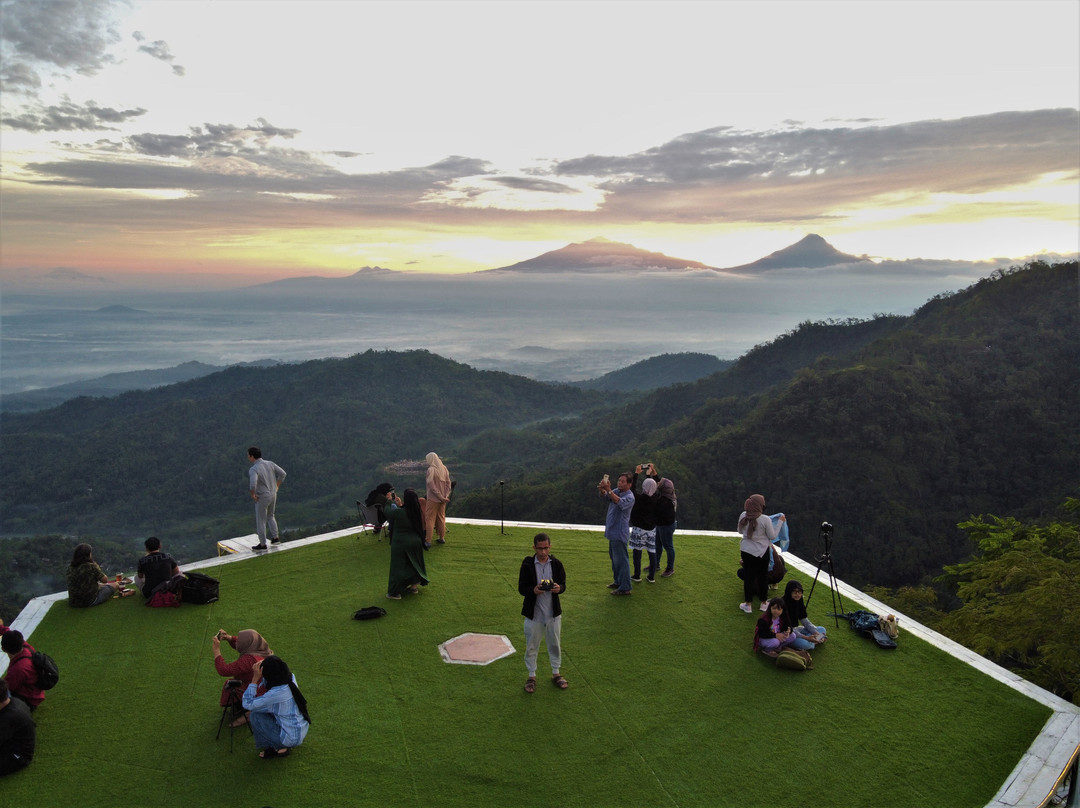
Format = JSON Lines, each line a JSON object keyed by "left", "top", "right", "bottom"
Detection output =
{"left": 454, "top": 261, "right": 1079, "bottom": 587}
{"left": 0, "top": 350, "right": 618, "bottom": 541}
{"left": 0, "top": 261, "right": 1076, "bottom": 603}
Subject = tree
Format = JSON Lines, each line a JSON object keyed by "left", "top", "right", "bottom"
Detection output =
{"left": 937, "top": 498, "right": 1080, "bottom": 704}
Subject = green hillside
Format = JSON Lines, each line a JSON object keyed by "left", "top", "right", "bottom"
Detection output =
{"left": 1, "top": 261, "right": 1076, "bottom": 604}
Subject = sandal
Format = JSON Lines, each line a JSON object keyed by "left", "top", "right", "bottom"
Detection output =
{"left": 119, "top": 588, "right": 138, "bottom": 598}
{"left": 524, "top": 677, "right": 536, "bottom": 694}
{"left": 552, "top": 674, "right": 569, "bottom": 689}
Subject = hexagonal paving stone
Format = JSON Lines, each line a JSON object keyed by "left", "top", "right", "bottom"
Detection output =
{"left": 438, "top": 632, "right": 516, "bottom": 665}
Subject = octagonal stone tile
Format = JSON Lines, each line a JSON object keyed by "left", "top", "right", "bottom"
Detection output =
{"left": 438, "top": 632, "right": 516, "bottom": 665}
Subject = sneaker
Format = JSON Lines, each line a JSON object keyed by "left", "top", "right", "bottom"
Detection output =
{"left": 606, "top": 582, "right": 619, "bottom": 589}
{"left": 436, "top": 538, "right": 446, "bottom": 544}
{"left": 760, "top": 600, "right": 769, "bottom": 612}
{"left": 661, "top": 569, "right": 674, "bottom": 578}
{"left": 385, "top": 593, "right": 402, "bottom": 600}
{"left": 611, "top": 589, "right": 632, "bottom": 596}
{"left": 739, "top": 602, "right": 753, "bottom": 614}
{"left": 647, "top": 576, "right": 655, "bottom": 583}
{"left": 270, "top": 537, "right": 281, "bottom": 544}
{"left": 630, "top": 574, "right": 642, "bottom": 582}
{"left": 251, "top": 544, "right": 268, "bottom": 551}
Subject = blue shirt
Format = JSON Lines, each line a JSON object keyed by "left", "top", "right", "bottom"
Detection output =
{"left": 604, "top": 488, "right": 635, "bottom": 543}
{"left": 243, "top": 677, "right": 309, "bottom": 748}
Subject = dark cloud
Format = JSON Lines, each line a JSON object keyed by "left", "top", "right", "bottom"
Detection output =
{"left": 490, "top": 176, "right": 577, "bottom": 194}
{"left": 0, "top": 0, "right": 122, "bottom": 76}
{"left": 3, "top": 97, "right": 147, "bottom": 132}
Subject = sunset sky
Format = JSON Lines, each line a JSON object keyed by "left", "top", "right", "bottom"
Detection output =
{"left": 1, "top": 0, "right": 1077, "bottom": 284}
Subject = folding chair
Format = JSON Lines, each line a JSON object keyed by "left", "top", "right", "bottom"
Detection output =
{"left": 356, "top": 500, "right": 386, "bottom": 539}
{"left": 215, "top": 679, "right": 250, "bottom": 752}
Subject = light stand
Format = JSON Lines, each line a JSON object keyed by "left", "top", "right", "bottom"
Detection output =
{"left": 499, "top": 480, "right": 507, "bottom": 535}
{"left": 806, "top": 521, "right": 845, "bottom": 628}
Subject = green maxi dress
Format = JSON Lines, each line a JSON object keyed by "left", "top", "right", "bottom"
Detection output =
{"left": 386, "top": 505, "right": 429, "bottom": 596}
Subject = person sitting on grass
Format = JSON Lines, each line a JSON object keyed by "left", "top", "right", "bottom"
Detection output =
{"left": 242, "top": 656, "right": 311, "bottom": 759}
{"left": 0, "top": 626, "right": 45, "bottom": 712}
{"left": 213, "top": 629, "right": 273, "bottom": 727}
{"left": 782, "top": 580, "right": 826, "bottom": 652}
{"left": 66, "top": 543, "right": 134, "bottom": 607}
{"left": 0, "top": 677, "right": 35, "bottom": 777}
{"left": 753, "top": 597, "right": 801, "bottom": 656}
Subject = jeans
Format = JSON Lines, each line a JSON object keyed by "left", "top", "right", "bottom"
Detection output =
{"left": 655, "top": 521, "right": 676, "bottom": 571}
{"left": 791, "top": 624, "right": 826, "bottom": 651}
{"left": 609, "top": 539, "right": 632, "bottom": 591}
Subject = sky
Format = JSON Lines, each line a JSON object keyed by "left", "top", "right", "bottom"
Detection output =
{"left": 1, "top": 0, "right": 1077, "bottom": 284}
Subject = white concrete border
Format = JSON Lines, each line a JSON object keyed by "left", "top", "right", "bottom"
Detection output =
{"left": 4, "top": 518, "right": 1076, "bottom": 806}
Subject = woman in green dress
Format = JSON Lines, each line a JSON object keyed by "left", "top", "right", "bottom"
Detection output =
{"left": 386, "top": 489, "right": 429, "bottom": 600}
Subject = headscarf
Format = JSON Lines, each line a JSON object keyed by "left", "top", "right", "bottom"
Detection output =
{"left": 365, "top": 482, "right": 394, "bottom": 507}
{"left": 236, "top": 629, "right": 272, "bottom": 658}
{"left": 426, "top": 452, "right": 450, "bottom": 482}
{"left": 403, "top": 488, "right": 427, "bottom": 539}
{"left": 739, "top": 494, "right": 766, "bottom": 538}
{"left": 642, "top": 478, "right": 658, "bottom": 496}
{"left": 783, "top": 580, "right": 808, "bottom": 623}
{"left": 658, "top": 477, "right": 677, "bottom": 507}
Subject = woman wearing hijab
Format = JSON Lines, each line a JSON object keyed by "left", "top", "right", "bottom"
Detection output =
{"left": 212, "top": 628, "right": 273, "bottom": 727}
{"left": 782, "top": 580, "right": 826, "bottom": 651}
{"left": 424, "top": 452, "right": 452, "bottom": 545}
{"left": 66, "top": 543, "right": 132, "bottom": 607}
{"left": 629, "top": 467, "right": 659, "bottom": 582}
{"left": 737, "top": 494, "right": 786, "bottom": 614}
{"left": 386, "top": 488, "right": 430, "bottom": 600}
{"left": 651, "top": 468, "right": 678, "bottom": 577}
{"left": 242, "top": 656, "right": 311, "bottom": 759}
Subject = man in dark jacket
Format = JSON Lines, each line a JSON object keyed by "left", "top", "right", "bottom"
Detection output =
{"left": 517, "top": 533, "right": 568, "bottom": 694}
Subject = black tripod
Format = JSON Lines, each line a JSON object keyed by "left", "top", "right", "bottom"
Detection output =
{"left": 806, "top": 522, "right": 845, "bottom": 628}
{"left": 499, "top": 480, "right": 508, "bottom": 535}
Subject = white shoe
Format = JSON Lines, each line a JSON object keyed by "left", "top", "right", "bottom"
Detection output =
{"left": 760, "top": 600, "right": 769, "bottom": 612}
{"left": 739, "top": 602, "right": 753, "bottom": 614}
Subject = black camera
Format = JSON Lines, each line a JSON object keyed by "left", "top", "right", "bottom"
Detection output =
{"left": 538, "top": 578, "right": 554, "bottom": 591}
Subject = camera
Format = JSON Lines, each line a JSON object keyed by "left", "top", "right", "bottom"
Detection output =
{"left": 820, "top": 521, "right": 833, "bottom": 536}
{"left": 539, "top": 579, "right": 554, "bottom": 591}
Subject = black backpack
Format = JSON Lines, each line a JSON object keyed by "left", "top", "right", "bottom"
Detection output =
{"left": 30, "top": 649, "right": 60, "bottom": 690}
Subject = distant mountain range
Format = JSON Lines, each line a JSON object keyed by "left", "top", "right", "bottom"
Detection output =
{"left": 481, "top": 236, "right": 717, "bottom": 273}
{"left": 484, "top": 233, "right": 868, "bottom": 274}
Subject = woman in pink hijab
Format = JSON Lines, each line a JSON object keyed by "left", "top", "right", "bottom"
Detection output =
{"left": 737, "top": 494, "right": 786, "bottom": 614}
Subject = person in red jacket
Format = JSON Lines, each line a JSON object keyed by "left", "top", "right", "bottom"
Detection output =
{"left": 0, "top": 623, "right": 45, "bottom": 711}
{"left": 212, "top": 628, "right": 272, "bottom": 728}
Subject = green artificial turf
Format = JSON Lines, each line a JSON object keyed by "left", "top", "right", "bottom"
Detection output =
{"left": 5, "top": 525, "right": 1050, "bottom": 807}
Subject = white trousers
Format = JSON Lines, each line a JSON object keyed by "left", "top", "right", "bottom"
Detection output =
{"left": 523, "top": 615, "right": 562, "bottom": 677}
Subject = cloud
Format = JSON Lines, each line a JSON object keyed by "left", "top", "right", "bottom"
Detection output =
{"left": 132, "top": 31, "right": 185, "bottom": 76}
{"left": 0, "top": 0, "right": 123, "bottom": 79}
{"left": 550, "top": 110, "right": 1080, "bottom": 223}
{"left": 3, "top": 97, "right": 147, "bottom": 132}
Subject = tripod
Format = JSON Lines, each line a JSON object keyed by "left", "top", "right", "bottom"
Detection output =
{"left": 806, "top": 522, "right": 845, "bottom": 628}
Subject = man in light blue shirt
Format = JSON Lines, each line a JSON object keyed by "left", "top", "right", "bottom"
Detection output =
{"left": 599, "top": 472, "right": 635, "bottom": 595}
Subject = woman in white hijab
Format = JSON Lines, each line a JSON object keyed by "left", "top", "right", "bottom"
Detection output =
{"left": 424, "top": 452, "right": 452, "bottom": 545}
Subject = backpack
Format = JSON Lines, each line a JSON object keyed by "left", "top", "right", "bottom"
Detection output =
{"left": 180, "top": 572, "right": 220, "bottom": 605}
{"left": 775, "top": 648, "right": 813, "bottom": 671}
{"left": 30, "top": 649, "right": 60, "bottom": 690}
{"left": 353, "top": 606, "right": 387, "bottom": 621}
